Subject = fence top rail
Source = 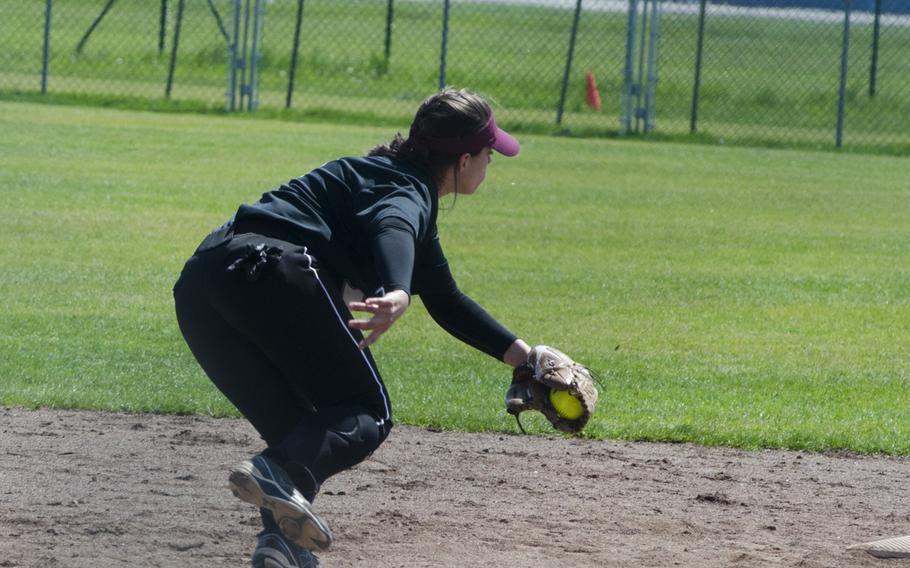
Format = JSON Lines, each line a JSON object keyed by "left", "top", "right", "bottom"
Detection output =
{"left": 465, "top": 0, "right": 909, "bottom": 23}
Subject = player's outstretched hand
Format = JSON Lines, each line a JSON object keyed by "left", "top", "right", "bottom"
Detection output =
{"left": 347, "top": 289, "right": 410, "bottom": 350}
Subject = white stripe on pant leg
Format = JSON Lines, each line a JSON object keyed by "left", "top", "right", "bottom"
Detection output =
{"left": 301, "top": 250, "right": 391, "bottom": 422}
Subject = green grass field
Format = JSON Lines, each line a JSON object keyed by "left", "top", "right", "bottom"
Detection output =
{"left": 2, "top": 101, "right": 908, "bottom": 455}
{"left": 3, "top": 0, "right": 910, "bottom": 152}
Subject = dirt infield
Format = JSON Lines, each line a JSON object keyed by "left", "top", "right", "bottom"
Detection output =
{"left": 2, "top": 407, "right": 907, "bottom": 567}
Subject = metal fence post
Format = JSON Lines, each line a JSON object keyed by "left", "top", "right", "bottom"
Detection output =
{"left": 556, "top": 0, "right": 583, "bottom": 126}
{"left": 643, "top": 0, "right": 661, "bottom": 132}
{"left": 248, "top": 0, "right": 264, "bottom": 111}
{"left": 869, "top": 0, "right": 881, "bottom": 97}
{"left": 159, "top": 0, "right": 168, "bottom": 53}
{"left": 286, "top": 0, "right": 305, "bottom": 109}
{"left": 621, "top": 0, "right": 638, "bottom": 135}
{"left": 165, "top": 0, "right": 185, "bottom": 99}
{"left": 227, "top": 0, "right": 241, "bottom": 111}
{"left": 690, "top": 0, "right": 707, "bottom": 134}
{"left": 439, "top": 0, "right": 450, "bottom": 90}
{"left": 635, "top": 0, "right": 650, "bottom": 133}
{"left": 385, "top": 0, "right": 395, "bottom": 62}
{"left": 239, "top": 0, "right": 252, "bottom": 109}
{"left": 836, "top": 0, "right": 851, "bottom": 149}
{"left": 41, "top": 0, "right": 53, "bottom": 95}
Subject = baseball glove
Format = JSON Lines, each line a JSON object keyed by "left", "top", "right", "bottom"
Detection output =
{"left": 505, "top": 345, "right": 599, "bottom": 434}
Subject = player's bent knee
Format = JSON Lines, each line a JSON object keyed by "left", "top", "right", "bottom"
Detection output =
{"left": 320, "top": 408, "right": 390, "bottom": 472}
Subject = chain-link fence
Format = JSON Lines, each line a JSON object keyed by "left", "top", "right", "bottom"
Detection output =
{"left": 3, "top": 0, "right": 909, "bottom": 153}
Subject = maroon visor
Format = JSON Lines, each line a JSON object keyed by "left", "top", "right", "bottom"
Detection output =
{"left": 417, "top": 115, "right": 520, "bottom": 157}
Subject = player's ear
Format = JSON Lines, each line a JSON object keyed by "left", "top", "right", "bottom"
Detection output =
{"left": 457, "top": 152, "right": 471, "bottom": 172}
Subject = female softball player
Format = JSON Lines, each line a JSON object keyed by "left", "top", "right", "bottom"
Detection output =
{"left": 173, "top": 88, "right": 531, "bottom": 568}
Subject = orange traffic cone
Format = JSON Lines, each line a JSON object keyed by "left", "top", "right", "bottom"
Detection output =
{"left": 585, "top": 71, "right": 601, "bottom": 111}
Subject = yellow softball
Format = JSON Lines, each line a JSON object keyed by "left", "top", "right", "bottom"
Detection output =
{"left": 549, "top": 389, "right": 584, "bottom": 420}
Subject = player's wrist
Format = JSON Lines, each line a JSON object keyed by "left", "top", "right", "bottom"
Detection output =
{"left": 385, "top": 288, "right": 411, "bottom": 307}
{"left": 503, "top": 339, "right": 531, "bottom": 367}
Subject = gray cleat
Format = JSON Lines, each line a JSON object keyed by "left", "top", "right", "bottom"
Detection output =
{"left": 252, "top": 530, "right": 320, "bottom": 568}
{"left": 229, "top": 455, "right": 333, "bottom": 551}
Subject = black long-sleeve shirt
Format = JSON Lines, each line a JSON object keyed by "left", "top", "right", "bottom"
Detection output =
{"left": 233, "top": 155, "right": 517, "bottom": 361}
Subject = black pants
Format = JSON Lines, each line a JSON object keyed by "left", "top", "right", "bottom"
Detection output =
{"left": 173, "top": 225, "right": 392, "bottom": 501}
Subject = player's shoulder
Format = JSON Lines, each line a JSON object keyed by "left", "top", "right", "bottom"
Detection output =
{"left": 324, "top": 155, "right": 392, "bottom": 178}
{"left": 341, "top": 155, "right": 433, "bottom": 189}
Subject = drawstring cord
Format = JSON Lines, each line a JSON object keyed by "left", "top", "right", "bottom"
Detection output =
{"left": 226, "top": 243, "right": 284, "bottom": 282}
